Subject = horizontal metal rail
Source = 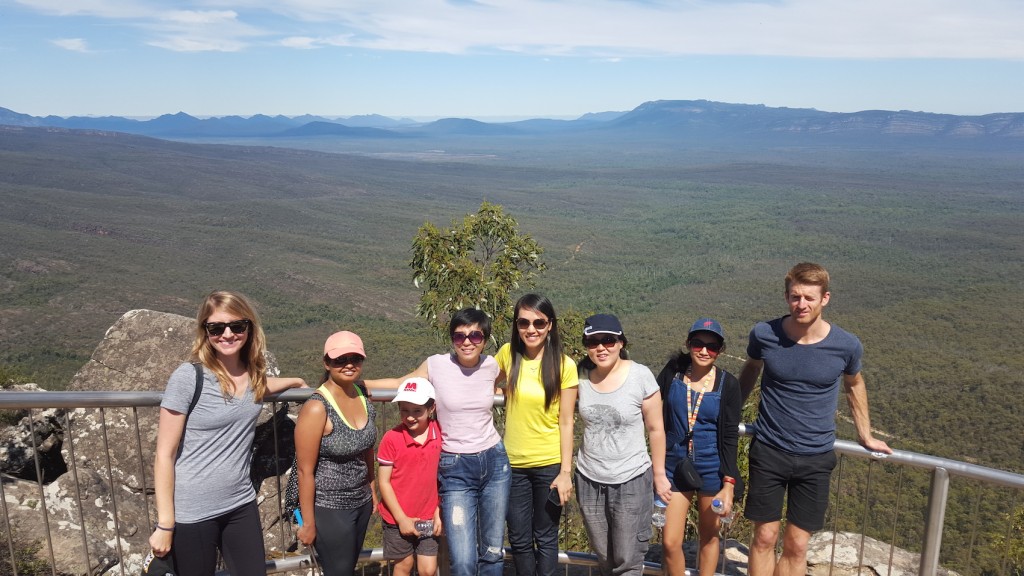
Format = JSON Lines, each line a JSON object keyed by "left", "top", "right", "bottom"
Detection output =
{"left": 2, "top": 390, "right": 1023, "bottom": 576}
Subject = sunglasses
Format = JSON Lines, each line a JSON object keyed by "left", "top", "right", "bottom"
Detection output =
{"left": 583, "top": 334, "right": 620, "bottom": 349}
{"left": 204, "top": 319, "right": 251, "bottom": 336}
{"left": 688, "top": 340, "right": 723, "bottom": 356}
{"left": 516, "top": 318, "right": 550, "bottom": 330}
{"left": 452, "top": 331, "right": 486, "bottom": 346}
{"left": 325, "top": 354, "right": 365, "bottom": 368}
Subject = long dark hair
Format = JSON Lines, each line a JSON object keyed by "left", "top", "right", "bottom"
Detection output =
{"left": 507, "top": 294, "right": 564, "bottom": 411}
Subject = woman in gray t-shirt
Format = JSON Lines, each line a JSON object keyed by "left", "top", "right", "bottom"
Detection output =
{"left": 575, "top": 314, "right": 671, "bottom": 576}
{"left": 150, "top": 291, "right": 306, "bottom": 575}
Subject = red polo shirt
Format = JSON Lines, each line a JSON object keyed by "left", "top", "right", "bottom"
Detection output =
{"left": 376, "top": 420, "right": 442, "bottom": 524}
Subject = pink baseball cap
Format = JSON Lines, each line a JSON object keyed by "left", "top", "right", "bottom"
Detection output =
{"left": 392, "top": 377, "right": 435, "bottom": 405}
{"left": 323, "top": 331, "right": 366, "bottom": 359}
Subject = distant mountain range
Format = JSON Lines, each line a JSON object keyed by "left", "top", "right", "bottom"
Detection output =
{"left": 2, "top": 100, "right": 1023, "bottom": 148}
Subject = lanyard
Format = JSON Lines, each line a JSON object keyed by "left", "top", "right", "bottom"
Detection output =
{"left": 685, "top": 367, "right": 713, "bottom": 455}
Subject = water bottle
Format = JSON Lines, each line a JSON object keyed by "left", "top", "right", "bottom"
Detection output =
{"left": 415, "top": 519, "right": 434, "bottom": 537}
{"left": 652, "top": 496, "right": 667, "bottom": 528}
{"left": 711, "top": 498, "right": 733, "bottom": 524}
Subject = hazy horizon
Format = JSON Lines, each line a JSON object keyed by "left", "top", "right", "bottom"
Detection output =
{"left": 2, "top": 1, "right": 1023, "bottom": 119}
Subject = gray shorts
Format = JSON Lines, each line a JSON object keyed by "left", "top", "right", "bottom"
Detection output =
{"left": 381, "top": 522, "right": 440, "bottom": 560}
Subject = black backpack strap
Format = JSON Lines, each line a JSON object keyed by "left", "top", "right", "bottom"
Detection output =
{"left": 176, "top": 363, "right": 205, "bottom": 459}
{"left": 187, "top": 362, "right": 204, "bottom": 416}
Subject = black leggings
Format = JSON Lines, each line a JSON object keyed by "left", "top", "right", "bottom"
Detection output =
{"left": 172, "top": 500, "right": 266, "bottom": 575}
{"left": 313, "top": 501, "right": 373, "bottom": 576}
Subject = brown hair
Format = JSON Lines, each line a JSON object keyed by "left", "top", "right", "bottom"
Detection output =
{"left": 784, "top": 262, "right": 830, "bottom": 295}
{"left": 190, "top": 290, "right": 269, "bottom": 401}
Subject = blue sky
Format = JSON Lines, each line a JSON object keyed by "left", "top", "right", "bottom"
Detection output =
{"left": 2, "top": 0, "right": 1023, "bottom": 120}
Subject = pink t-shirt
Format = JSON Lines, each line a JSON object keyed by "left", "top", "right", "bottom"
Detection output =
{"left": 426, "top": 353, "right": 501, "bottom": 453}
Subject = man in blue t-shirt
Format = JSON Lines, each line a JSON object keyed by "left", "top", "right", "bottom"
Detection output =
{"left": 739, "top": 262, "right": 892, "bottom": 576}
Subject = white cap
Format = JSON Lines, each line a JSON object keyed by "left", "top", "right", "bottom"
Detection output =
{"left": 392, "top": 377, "right": 435, "bottom": 405}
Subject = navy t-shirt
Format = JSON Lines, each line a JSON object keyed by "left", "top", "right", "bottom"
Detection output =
{"left": 747, "top": 316, "right": 862, "bottom": 455}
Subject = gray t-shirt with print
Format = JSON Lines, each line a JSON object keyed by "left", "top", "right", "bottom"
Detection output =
{"left": 161, "top": 362, "right": 263, "bottom": 523}
{"left": 576, "top": 362, "right": 660, "bottom": 484}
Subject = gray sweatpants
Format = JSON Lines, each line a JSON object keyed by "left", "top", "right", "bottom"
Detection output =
{"left": 576, "top": 467, "right": 654, "bottom": 576}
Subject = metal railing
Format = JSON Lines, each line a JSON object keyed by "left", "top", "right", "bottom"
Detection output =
{"left": 1, "top": 389, "right": 1023, "bottom": 576}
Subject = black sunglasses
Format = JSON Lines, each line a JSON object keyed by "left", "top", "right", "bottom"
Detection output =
{"left": 204, "top": 319, "right": 251, "bottom": 336}
{"left": 583, "top": 334, "right": 620, "bottom": 349}
{"left": 688, "top": 339, "right": 723, "bottom": 355}
{"left": 516, "top": 318, "right": 550, "bottom": 330}
{"left": 325, "top": 354, "right": 365, "bottom": 368}
{"left": 452, "top": 331, "right": 486, "bottom": 345}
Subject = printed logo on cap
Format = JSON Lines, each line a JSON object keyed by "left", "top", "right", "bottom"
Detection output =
{"left": 403, "top": 381, "right": 417, "bottom": 391}
{"left": 703, "top": 320, "right": 714, "bottom": 328}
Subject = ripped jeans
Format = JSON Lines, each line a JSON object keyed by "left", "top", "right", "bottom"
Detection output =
{"left": 438, "top": 442, "right": 512, "bottom": 576}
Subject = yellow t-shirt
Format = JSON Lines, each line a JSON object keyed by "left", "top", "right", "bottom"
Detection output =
{"left": 496, "top": 343, "right": 579, "bottom": 468}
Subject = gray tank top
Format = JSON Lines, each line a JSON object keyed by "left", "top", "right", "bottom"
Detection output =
{"left": 309, "top": 388, "right": 377, "bottom": 509}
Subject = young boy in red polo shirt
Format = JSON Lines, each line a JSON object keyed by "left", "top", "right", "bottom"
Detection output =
{"left": 377, "top": 377, "right": 443, "bottom": 576}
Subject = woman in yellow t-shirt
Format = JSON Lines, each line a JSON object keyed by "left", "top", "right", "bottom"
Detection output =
{"left": 496, "top": 293, "right": 578, "bottom": 576}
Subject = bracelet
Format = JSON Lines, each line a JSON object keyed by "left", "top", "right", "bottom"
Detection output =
{"left": 723, "top": 476, "right": 736, "bottom": 485}
{"left": 154, "top": 523, "right": 175, "bottom": 532}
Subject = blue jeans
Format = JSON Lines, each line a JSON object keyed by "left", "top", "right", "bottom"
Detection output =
{"left": 439, "top": 442, "right": 512, "bottom": 576}
{"left": 575, "top": 468, "right": 653, "bottom": 576}
{"left": 507, "top": 464, "right": 562, "bottom": 576}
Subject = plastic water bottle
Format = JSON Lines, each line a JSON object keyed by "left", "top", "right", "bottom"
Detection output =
{"left": 415, "top": 519, "right": 434, "bottom": 537}
{"left": 711, "top": 498, "right": 733, "bottom": 524}
{"left": 652, "top": 496, "right": 667, "bottom": 528}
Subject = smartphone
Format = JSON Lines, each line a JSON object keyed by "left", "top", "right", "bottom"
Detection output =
{"left": 547, "top": 487, "right": 562, "bottom": 507}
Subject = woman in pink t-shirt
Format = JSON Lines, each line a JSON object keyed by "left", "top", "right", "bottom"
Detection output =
{"left": 367, "top": 308, "right": 509, "bottom": 576}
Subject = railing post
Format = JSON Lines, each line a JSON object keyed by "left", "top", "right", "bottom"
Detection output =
{"left": 919, "top": 467, "right": 949, "bottom": 575}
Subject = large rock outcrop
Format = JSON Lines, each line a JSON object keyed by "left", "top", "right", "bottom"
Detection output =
{"left": 2, "top": 309, "right": 300, "bottom": 575}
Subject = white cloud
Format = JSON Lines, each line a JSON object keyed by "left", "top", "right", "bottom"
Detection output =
{"left": 51, "top": 38, "right": 91, "bottom": 52}
{"left": 262, "top": 0, "right": 1024, "bottom": 59}
{"left": 147, "top": 36, "right": 246, "bottom": 52}
{"left": 160, "top": 9, "right": 239, "bottom": 25}
{"left": 16, "top": 0, "right": 1024, "bottom": 58}
{"left": 144, "top": 8, "right": 264, "bottom": 52}
{"left": 279, "top": 36, "right": 319, "bottom": 49}
{"left": 15, "top": 0, "right": 157, "bottom": 18}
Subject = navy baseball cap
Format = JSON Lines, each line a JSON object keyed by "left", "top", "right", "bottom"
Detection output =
{"left": 688, "top": 318, "right": 725, "bottom": 341}
{"left": 584, "top": 314, "right": 624, "bottom": 336}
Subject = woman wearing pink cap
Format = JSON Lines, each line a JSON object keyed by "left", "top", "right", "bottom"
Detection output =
{"left": 294, "top": 331, "right": 378, "bottom": 576}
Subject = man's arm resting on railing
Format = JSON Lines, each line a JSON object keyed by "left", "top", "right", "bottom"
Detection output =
{"left": 843, "top": 372, "right": 892, "bottom": 454}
